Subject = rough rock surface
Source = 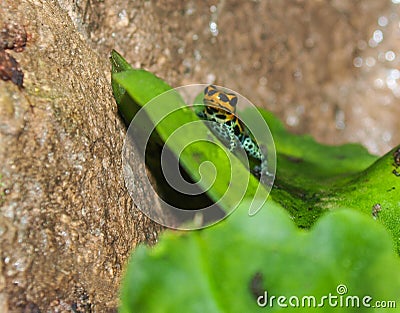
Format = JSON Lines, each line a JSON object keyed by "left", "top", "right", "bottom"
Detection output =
{"left": 0, "top": 0, "right": 399, "bottom": 312}
{"left": 0, "top": 1, "right": 162, "bottom": 312}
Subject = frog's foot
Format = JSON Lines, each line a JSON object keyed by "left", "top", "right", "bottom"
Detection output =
{"left": 228, "top": 132, "right": 238, "bottom": 152}
{"left": 259, "top": 166, "right": 275, "bottom": 186}
{"left": 251, "top": 165, "right": 262, "bottom": 179}
{"left": 252, "top": 156, "right": 274, "bottom": 186}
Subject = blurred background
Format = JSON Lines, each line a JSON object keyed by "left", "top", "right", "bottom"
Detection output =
{"left": 61, "top": 0, "right": 400, "bottom": 155}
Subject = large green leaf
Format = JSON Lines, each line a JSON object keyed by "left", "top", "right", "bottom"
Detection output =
{"left": 110, "top": 51, "right": 400, "bottom": 312}
{"left": 111, "top": 50, "right": 269, "bottom": 219}
{"left": 120, "top": 203, "right": 400, "bottom": 313}
{"left": 110, "top": 50, "right": 399, "bottom": 243}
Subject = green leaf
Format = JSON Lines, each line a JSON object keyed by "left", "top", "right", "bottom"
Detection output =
{"left": 110, "top": 51, "right": 400, "bottom": 243}
{"left": 120, "top": 204, "right": 400, "bottom": 313}
{"left": 112, "top": 69, "right": 269, "bottom": 217}
{"left": 110, "top": 50, "right": 172, "bottom": 125}
{"left": 111, "top": 51, "right": 400, "bottom": 313}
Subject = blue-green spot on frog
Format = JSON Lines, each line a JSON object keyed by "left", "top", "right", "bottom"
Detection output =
{"left": 196, "top": 85, "right": 267, "bottom": 179}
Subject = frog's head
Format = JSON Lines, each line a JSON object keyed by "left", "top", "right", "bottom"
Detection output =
{"left": 203, "top": 85, "right": 238, "bottom": 113}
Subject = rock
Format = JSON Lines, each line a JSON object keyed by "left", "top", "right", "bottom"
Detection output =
{"left": 0, "top": 1, "right": 162, "bottom": 311}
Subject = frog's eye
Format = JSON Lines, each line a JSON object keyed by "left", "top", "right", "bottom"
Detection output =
{"left": 217, "top": 93, "right": 230, "bottom": 103}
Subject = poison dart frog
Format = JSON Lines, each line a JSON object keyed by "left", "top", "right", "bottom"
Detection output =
{"left": 197, "top": 85, "right": 267, "bottom": 179}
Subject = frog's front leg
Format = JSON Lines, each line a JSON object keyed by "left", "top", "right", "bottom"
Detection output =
{"left": 227, "top": 129, "right": 238, "bottom": 152}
